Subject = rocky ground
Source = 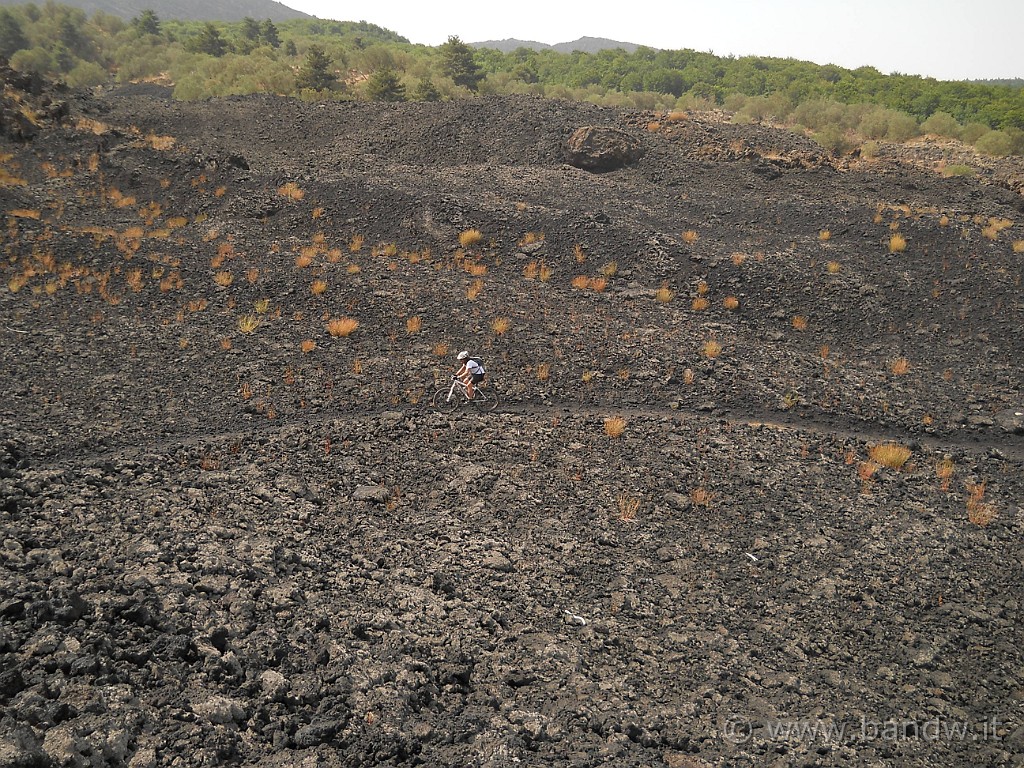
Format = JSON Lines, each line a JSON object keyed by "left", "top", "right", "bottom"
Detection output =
{"left": 1, "top": 69, "right": 1023, "bottom": 767}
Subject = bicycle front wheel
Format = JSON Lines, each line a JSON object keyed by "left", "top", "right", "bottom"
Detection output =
{"left": 475, "top": 387, "right": 500, "bottom": 412}
{"left": 432, "top": 387, "right": 461, "bottom": 413}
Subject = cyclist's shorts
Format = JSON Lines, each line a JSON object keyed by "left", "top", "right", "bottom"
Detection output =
{"left": 471, "top": 372, "right": 486, "bottom": 383}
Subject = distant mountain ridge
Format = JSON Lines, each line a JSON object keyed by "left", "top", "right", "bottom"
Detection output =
{"left": 471, "top": 37, "right": 642, "bottom": 54}
{"left": 0, "top": 0, "right": 311, "bottom": 22}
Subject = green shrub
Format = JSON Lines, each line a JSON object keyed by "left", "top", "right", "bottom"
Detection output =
{"left": 960, "top": 122, "right": 990, "bottom": 144}
{"left": 942, "top": 164, "right": 974, "bottom": 177}
{"left": 974, "top": 130, "right": 1013, "bottom": 157}
{"left": 921, "top": 111, "right": 961, "bottom": 138}
{"left": 885, "top": 112, "right": 920, "bottom": 142}
{"left": 814, "top": 125, "right": 857, "bottom": 155}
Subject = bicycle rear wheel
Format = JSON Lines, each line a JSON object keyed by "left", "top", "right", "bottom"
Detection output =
{"left": 431, "top": 387, "right": 461, "bottom": 413}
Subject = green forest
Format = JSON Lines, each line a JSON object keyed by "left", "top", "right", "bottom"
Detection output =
{"left": 1, "top": 2, "right": 1023, "bottom": 156}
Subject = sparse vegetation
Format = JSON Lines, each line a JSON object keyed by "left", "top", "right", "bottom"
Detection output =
{"left": 868, "top": 443, "right": 912, "bottom": 470}
{"left": 326, "top": 317, "right": 359, "bottom": 337}
{"left": 603, "top": 416, "right": 627, "bottom": 438}
{"left": 702, "top": 340, "right": 723, "bottom": 359}
{"left": 890, "top": 356, "right": 911, "bottom": 375}
{"left": 237, "top": 314, "right": 260, "bottom": 334}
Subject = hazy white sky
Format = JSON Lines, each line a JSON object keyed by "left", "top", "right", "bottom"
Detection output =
{"left": 281, "top": 0, "right": 1022, "bottom": 81}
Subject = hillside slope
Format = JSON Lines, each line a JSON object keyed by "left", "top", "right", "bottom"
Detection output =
{"left": 1, "top": 73, "right": 1023, "bottom": 767}
{"left": 0, "top": 0, "right": 310, "bottom": 22}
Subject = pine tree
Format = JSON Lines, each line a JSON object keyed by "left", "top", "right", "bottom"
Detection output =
{"left": 240, "top": 17, "right": 260, "bottom": 42}
{"left": 260, "top": 19, "right": 280, "bottom": 48}
{"left": 131, "top": 10, "right": 160, "bottom": 37}
{"left": 365, "top": 67, "right": 406, "bottom": 102}
{"left": 439, "top": 35, "right": 482, "bottom": 92}
{"left": 413, "top": 78, "right": 441, "bottom": 102}
{"left": 296, "top": 45, "right": 336, "bottom": 91}
{"left": 0, "top": 9, "right": 28, "bottom": 58}
{"left": 191, "top": 23, "right": 227, "bottom": 57}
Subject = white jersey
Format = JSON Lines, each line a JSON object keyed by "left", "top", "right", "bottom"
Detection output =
{"left": 466, "top": 358, "right": 484, "bottom": 375}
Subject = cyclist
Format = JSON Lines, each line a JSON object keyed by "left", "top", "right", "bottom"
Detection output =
{"left": 455, "top": 350, "right": 485, "bottom": 399}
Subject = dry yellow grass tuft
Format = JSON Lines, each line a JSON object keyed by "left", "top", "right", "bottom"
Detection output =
{"left": 723, "top": 296, "right": 740, "bottom": 311}
{"left": 467, "top": 279, "right": 483, "bottom": 300}
{"left": 536, "top": 362, "right": 551, "bottom": 381}
{"left": 406, "top": 316, "right": 422, "bottom": 334}
{"left": 237, "top": 314, "right": 260, "bottom": 334}
{"left": 1013, "top": 240, "right": 1024, "bottom": 253}
{"left": 655, "top": 285, "right": 675, "bottom": 303}
{"left": 936, "top": 457, "right": 955, "bottom": 491}
{"left": 523, "top": 261, "right": 539, "bottom": 279}
{"left": 491, "top": 316, "right": 512, "bottom": 335}
{"left": 310, "top": 279, "right": 327, "bottom": 296}
{"left": 868, "top": 443, "right": 912, "bottom": 470}
{"left": 146, "top": 134, "right": 175, "bottom": 151}
{"left": 571, "top": 275, "right": 590, "bottom": 290}
{"left": 590, "top": 276, "right": 607, "bottom": 292}
{"left": 326, "top": 317, "right": 359, "bottom": 337}
{"left": 827, "top": 260, "right": 841, "bottom": 274}
{"left": 682, "top": 230, "right": 699, "bottom": 244}
{"left": 539, "top": 264, "right": 554, "bottom": 282}
{"left": 603, "top": 416, "right": 627, "bottom": 438}
{"left": 518, "top": 231, "right": 544, "bottom": 246}
{"left": 616, "top": 494, "right": 640, "bottom": 522}
{"left": 600, "top": 261, "right": 618, "bottom": 277}
{"left": 349, "top": 234, "right": 364, "bottom": 252}
{"left": 573, "top": 244, "right": 586, "bottom": 263}
{"left": 432, "top": 342, "right": 449, "bottom": 356}
{"left": 301, "top": 339, "right": 317, "bottom": 354}
{"left": 819, "top": 229, "right": 831, "bottom": 241}
{"left": 690, "top": 488, "right": 714, "bottom": 507}
{"left": 213, "top": 271, "right": 233, "bottom": 287}
{"left": 730, "top": 252, "right": 747, "bottom": 266}
{"left": 702, "top": 340, "right": 723, "bottom": 359}
{"left": 277, "top": 182, "right": 304, "bottom": 201}
{"left": 125, "top": 269, "right": 143, "bottom": 292}
{"left": 792, "top": 315, "right": 808, "bottom": 331}
{"left": 691, "top": 297, "right": 709, "bottom": 311}
{"left": 966, "top": 481, "right": 997, "bottom": 526}
{"left": 890, "top": 356, "right": 910, "bottom": 375}
{"left": 889, "top": 233, "right": 907, "bottom": 253}
{"left": 459, "top": 229, "right": 483, "bottom": 247}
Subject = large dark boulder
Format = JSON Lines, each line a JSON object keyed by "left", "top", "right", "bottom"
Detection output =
{"left": 994, "top": 407, "right": 1024, "bottom": 434}
{"left": 565, "top": 125, "right": 644, "bottom": 171}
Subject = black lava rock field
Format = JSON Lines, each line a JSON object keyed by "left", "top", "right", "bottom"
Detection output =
{"left": 1, "top": 71, "right": 1023, "bottom": 767}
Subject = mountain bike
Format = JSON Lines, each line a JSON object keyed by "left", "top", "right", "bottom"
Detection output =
{"left": 431, "top": 376, "right": 500, "bottom": 413}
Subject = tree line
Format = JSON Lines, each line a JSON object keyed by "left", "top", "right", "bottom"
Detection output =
{"left": 0, "top": 3, "right": 1021, "bottom": 155}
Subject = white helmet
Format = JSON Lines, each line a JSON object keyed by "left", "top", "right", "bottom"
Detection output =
{"left": 457, "top": 350, "right": 469, "bottom": 360}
